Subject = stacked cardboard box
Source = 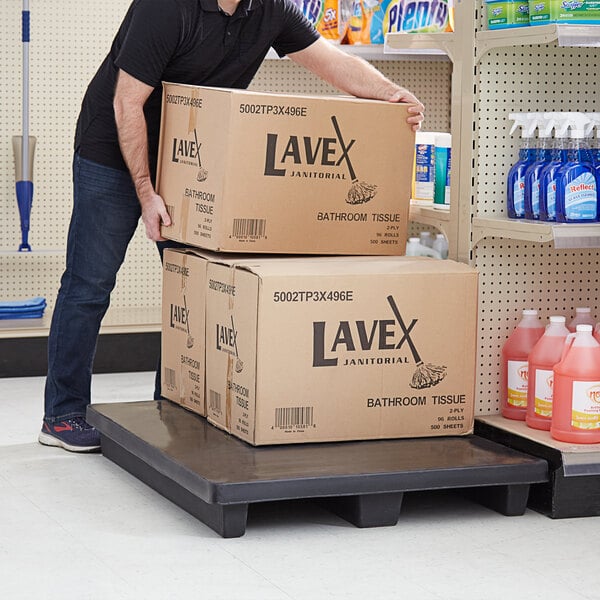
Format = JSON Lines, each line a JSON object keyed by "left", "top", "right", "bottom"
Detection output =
{"left": 157, "top": 84, "right": 479, "bottom": 446}
{"left": 156, "top": 84, "right": 413, "bottom": 255}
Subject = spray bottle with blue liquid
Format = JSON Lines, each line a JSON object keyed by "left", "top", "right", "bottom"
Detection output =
{"left": 507, "top": 113, "right": 538, "bottom": 219}
{"left": 539, "top": 113, "right": 570, "bottom": 222}
{"left": 555, "top": 113, "right": 598, "bottom": 223}
{"left": 524, "top": 114, "right": 555, "bottom": 220}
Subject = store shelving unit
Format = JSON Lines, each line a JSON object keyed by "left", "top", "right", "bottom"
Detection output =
{"left": 386, "top": 7, "right": 600, "bottom": 516}
{"left": 267, "top": 43, "right": 450, "bottom": 61}
{"left": 472, "top": 217, "right": 600, "bottom": 248}
{"left": 385, "top": 1, "right": 482, "bottom": 264}
{"left": 476, "top": 416, "right": 600, "bottom": 518}
{"left": 0, "top": 307, "right": 160, "bottom": 340}
{"left": 409, "top": 204, "right": 452, "bottom": 239}
{"left": 468, "top": 9, "right": 600, "bottom": 512}
{"left": 476, "top": 23, "right": 600, "bottom": 59}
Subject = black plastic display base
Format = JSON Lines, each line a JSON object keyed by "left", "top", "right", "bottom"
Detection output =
{"left": 475, "top": 416, "right": 600, "bottom": 519}
{"left": 87, "top": 401, "right": 548, "bottom": 538}
{"left": 0, "top": 332, "right": 159, "bottom": 378}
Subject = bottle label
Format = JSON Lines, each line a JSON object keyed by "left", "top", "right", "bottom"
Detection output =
{"left": 513, "top": 178, "right": 525, "bottom": 216}
{"left": 531, "top": 179, "right": 540, "bottom": 216}
{"left": 507, "top": 360, "right": 528, "bottom": 407}
{"left": 564, "top": 172, "right": 597, "bottom": 220}
{"left": 414, "top": 142, "right": 435, "bottom": 200}
{"left": 546, "top": 181, "right": 556, "bottom": 219}
{"left": 534, "top": 368, "right": 553, "bottom": 417}
{"left": 571, "top": 381, "right": 600, "bottom": 430}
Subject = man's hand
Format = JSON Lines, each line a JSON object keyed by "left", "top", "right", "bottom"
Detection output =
{"left": 139, "top": 189, "right": 171, "bottom": 242}
{"left": 388, "top": 88, "right": 425, "bottom": 132}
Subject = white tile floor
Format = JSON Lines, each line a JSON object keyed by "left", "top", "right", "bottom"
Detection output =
{"left": 1, "top": 372, "right": 599, "bottom": 600}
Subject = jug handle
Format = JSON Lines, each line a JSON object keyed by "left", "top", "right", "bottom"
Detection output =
{"left": 559, "top": 332, "right": 576, "bottom": 362}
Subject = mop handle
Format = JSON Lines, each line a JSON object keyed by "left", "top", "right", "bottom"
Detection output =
{"left": 386, "top": 295, "right": 423, "bottom": 364}
{"left": 330, "top": 115, "right": 357, "bottom": 181}
{"left": 22, "top": 0, "right": 31, "bottom": 182}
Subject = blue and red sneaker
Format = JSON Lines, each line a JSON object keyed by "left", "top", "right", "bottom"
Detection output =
{"left": 38, "top": 417, "right": 101, "bottom": 453}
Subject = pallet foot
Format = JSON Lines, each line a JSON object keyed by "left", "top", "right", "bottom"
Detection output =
{"left": 467, "top": 483, "right": 531, "bottom": 516}
{"left": 324, "top": 492, "right": 404, "bottom": 527}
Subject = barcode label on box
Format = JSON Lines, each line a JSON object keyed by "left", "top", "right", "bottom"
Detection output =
{"left": 274, "top": 407, "right": 314, "bottom": 429}
{"left": 164, "top": 367, "right": 176, "bottom": 389}
{"left": 232, "top": 218, "right": 266, "bottom": 239}
{"left": 209, "top": 390, "right": 222, "bottom": 413}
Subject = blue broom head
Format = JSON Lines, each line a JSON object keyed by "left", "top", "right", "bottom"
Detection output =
{"left": 16, "top": 180, "right": 33, "bottom": 251}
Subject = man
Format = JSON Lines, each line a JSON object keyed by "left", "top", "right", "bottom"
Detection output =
{"left": 39, "top": 0, "right": 425, "bottom": 452}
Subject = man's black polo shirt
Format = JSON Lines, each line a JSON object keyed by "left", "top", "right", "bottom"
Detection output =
{"left": 75, "top": 0, "right": 319, "bottom": 176}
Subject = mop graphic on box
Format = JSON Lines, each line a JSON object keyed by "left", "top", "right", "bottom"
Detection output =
{"left": 386, "top": 295, "right": 447, "bottom": 389}
{"left": 192, "top": 128, "right": 208, "bottom": 182}
{"left": 171, "top": 128, "right": 207, "bottom": 182}
{"left": 183, "top": 294, "right": 194, "bottom": 348}
{"left": 215, "top": 316, "right": 244, "bottom": 373}
{"left": 330, "top": 115, "right": 378, "bottom": 205}
{"left": 231, "top": 315, "right": 243, "bottom": 373}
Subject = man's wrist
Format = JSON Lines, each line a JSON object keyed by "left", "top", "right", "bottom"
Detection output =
{"left": 134, "top": 177, "right": 154, "bottom": 204}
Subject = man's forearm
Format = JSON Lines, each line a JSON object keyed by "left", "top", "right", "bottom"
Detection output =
{"left": 112, "top": 69, "right": 169, "bottom": 240}
{"left": 114, "top": 103, "right": 154, "bottom": 205}
{"left": 290, "top": 39, "right": 410, "bottom": 102}
{"left": 321, "top": 52, "right": 404, "bottom": 101}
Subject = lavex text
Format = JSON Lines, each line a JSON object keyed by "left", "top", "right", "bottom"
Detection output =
{"left": 264, "top": 128, "right": 355, "bottom": 176}
{"left": 312, "top": 316, "right": 418, "bottom": 367}
{"left": 170, "top": 304, "right": 189, "bottom": 328}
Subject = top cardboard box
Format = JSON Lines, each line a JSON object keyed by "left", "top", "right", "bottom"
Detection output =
{"left": 156, "top": 83, "right": 415, "bottom": 255}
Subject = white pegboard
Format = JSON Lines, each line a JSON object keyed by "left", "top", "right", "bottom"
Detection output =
{"left": 474, "top": 41, "right": 600, "bottom": 414}
{"left": 0, "top": 0, "right": 160, "bottom": 314}
{"left": 0, "top": 0, "right": 451, "bottom": 318}
{"left": 475, "top": 241, "right": 600, "bottom": 414}
{"left": 250, "top": 58, "right": 451, "bottom": 133}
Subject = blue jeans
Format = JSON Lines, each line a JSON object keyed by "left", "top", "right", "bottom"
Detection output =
{"left": 44, "top": 154, "right": 181, "bottom": 422}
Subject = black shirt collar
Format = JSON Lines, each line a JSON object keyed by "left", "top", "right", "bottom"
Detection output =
{"left": 199, "top": 0, "right": 257, "bottom": 14}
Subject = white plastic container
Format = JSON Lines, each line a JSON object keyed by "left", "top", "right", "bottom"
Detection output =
{"left": 568, "top": 307, "right": 596, "bottom": 332}
{"left": 413, "top": 131, "right": 436, "bottom": 203}
{"left": 405, "top": 236, "right": 441, "bottom": 258}
{"left": 432, "top": 233, "right": 449, "bottom": 259}
{"left": 434, "top": 133, "right": 451, "bottom": 207}
{"left": 419, "top": 231, "right": 433, "bottom": 248}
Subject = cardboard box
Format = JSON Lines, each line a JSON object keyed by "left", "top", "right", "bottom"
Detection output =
{"left": 161, "top": 248, "right": 208, "bottom": 416}
{"left": 205, "top": 256, "right": 478, "bottom": 445}
{"left": 161, "top": 247, "right": 262, "bottom": 416}
{"left": 156, "top": 83, "right": 414, "bottom": 255}
{"left": 160, "top": 247, "right": 358, "bottom": 418}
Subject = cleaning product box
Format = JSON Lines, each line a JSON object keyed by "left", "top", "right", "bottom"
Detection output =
{"left": 205, "top": 255, "right": 478, "bottom": 445}
{"left": 161, "top": 248, "right": 209, "bottom": 416}
{"left": 156, "top": 83, "right": 414, "bottom": 255}
{"left": 290, "top": 0, "right": 341, "bottom": 40}
{"left": 529, "top": 0, "right": 600, "bottom": 25}
{"left": 485, "top": 1, "right": 530, "bottom": 29}
{"left": 369, "top": 0, "right": 455, "bottom": 44}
